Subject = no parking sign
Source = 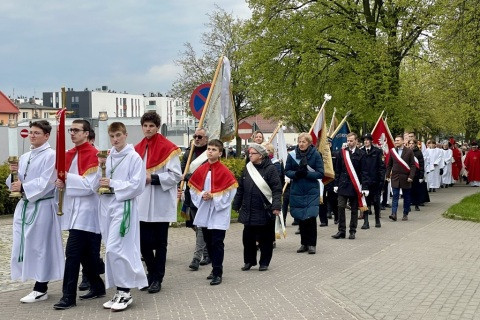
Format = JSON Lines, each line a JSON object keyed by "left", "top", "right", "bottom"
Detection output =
{"left": 189, "top": 83, "right": 211, "bottom": 120}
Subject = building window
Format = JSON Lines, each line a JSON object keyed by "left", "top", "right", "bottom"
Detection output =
{"left": 22, "top": 112, "right": 28, "bottom": 119}
{"left": 44, "top": 112, "right": 48, "bottom": 118}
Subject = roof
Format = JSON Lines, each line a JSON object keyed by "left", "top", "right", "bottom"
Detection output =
{"left": 16, "top": 102, "right": 56, "bottom": 110}
{"left": 242, "top": 114, "right": 296, "bottom": 133}
{"left": 0, "top": 91, "right": 19, "bottom": 114}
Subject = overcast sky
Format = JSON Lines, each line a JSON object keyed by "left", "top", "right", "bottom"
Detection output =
{"left": 0, "top": 0, "right": 251, "bottom": 98}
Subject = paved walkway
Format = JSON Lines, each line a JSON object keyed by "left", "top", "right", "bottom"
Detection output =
{"left": 0, "top": 185, "right": 479, "bottom": 319}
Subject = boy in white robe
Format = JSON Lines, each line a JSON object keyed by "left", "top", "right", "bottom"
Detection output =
{"left": 134, "top": 112, "right": 182, "bottom": 293}
{"left": 6, "top": 120, "right": 64, "bottom": 303}
{"left": 188, "top": 139, "right": 237, "bottom": 286}
{"left": 441, "top": 141, "right": 453, "bottom": 187}
{"left": 92, "top": 122, "right": 148, "bottom": 311}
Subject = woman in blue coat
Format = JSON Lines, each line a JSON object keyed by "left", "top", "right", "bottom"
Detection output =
{"left": 285, "top": 133, "right": 324, "bottom": 254}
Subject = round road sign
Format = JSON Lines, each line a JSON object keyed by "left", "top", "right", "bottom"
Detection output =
{"left": 20, "top": 128, "right": 29, "bottom": 138}
{"left": 189, "top": 83, "right": 211, "bottom": 120}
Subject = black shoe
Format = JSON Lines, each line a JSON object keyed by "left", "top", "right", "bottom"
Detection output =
{"left": 199, "top": 257, "right": 211, "bottom": 266}
{"left": 349, "top": 233, "right": 356, "bottom": 240}
{"left": 78, "top": 276, "right": 90, "bottom": 291}
{"left": 402, "top": 215, "right": 408, "bottom": 221}
{"left": 381, "top": 206, "right": 386, "bottom": 210}
{"left": 241, "top": 263, "right": 256, "bottom": 271}
{"left": 375, "top": 220, "right": 381, "bottom": 228}
{"left": 189, "top": 258, "right": 200, "bottom": 271}
{"left": 389, "top": 214, "right": 397, "bottom": 221}
{"left": 327, "top": 212, "right": 333, "bottom": 219}
{"left": 297, "top": 245, "right": 308, "bottom": 253}
{"left": 210, "top": 276, "right": 222, "bottom": 285}
{"left": 259, "top": 265, "right": 268, "bottom": 271}
{"left": 207, "top": 272, "right": 214, "bottom": 280}
{"left": 334, "top": 220, "right": 338, "bottom": 224}
{"left": 419, "top": 203, "right": 425, "bottom": 206}
{"left": 331, "top": 232, "right": 346, "bottom": 239}
{"left": 385, "top": 204, "right": 392, "bottom": 208}
{"left": 140, "top": 275, "right": 152, "bottom": 291}
{"left": 308, "top": 246, "right": 316, "bottom": 254}
{"left": 53, "top": 297, "right": 76, "bottom": 310}
{"left": 361, "top": 223, "right": 369, "bottom": 229}
{"left": 433, "top": 189, "right": 436, "bottom": 192}
{"left": 319, "top": 223, "right": 328, "bottom": 227}
{"left": 295, "top": 228, "right": 301, "bottom": 235}
{"left": 415, "top": 206, "right": 420, "bottom": 211}
{"left": 148, "top": 280, "right": 161, "bottom": 293}
{"left": 79, "top": 289, "right": 106, "bottom": 300}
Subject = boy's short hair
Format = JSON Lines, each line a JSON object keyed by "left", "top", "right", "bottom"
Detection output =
{"left": 140, "top": 112, "right": 161, "bottom": 127}
{"left": 30, "top": 120, "right": 52, "bottom": 135}
{"left": 208, "top": 139, "right": 223, "bottom": 152}
{"left": 72, "top": 119, "right": 92, "bottom": 134}
{"left": 108, "top": 122, "right": 127, "bottom": 134}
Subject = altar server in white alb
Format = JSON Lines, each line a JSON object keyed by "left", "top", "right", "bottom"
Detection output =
{"left": 424, "top": 140, "right": 444, "bottom": 192}
{"left": 441, "top": 141, "right": 453, "bottom": 188}
{"left": 6, "top": 120, "right": 64, "bottom": 303}
{"left": 189, "top": 139, "right": 238, "bottom": 286}
{"left": 134, "top": 112, "right": 182, "bottom": 294}
{"left": 92, "top": 122, "right": 148, "bottom": 312}
{"left": 53, "top": 120, "right": 105, "bottom": 310}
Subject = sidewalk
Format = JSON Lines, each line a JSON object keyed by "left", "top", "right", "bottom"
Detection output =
{"left": 0, "top": 185, "right": 479, "bottom": 319}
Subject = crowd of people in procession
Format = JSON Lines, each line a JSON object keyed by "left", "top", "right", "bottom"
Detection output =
{"left": 5, "top": 115, "right": 480, "bottom": 312}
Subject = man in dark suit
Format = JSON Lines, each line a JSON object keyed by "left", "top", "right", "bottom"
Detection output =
{"left": 332, "top": 132, "right": 368, "bottom": 240}
{"left": 360, "top": 133, "right": 386, "bottom": 228}
{"left": 386, "top": 135, "right": 416, "bottom": 221}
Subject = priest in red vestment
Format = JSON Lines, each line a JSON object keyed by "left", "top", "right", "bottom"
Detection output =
{"left": 464, "top": 141, "right": 480, "bottom": 187}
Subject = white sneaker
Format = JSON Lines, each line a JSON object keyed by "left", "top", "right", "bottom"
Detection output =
{"left": 110, "top": 291, "right": 132, "bottom": 311}
{"left": 20, "top": 291, "right": 48, "bottom": 303}
{"left": 103, "top": 292, "right": 119, "bottom": 309}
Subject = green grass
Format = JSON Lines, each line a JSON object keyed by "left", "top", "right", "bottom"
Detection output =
{"left": 443, "top": 193, "right": 480, "bottom": 222}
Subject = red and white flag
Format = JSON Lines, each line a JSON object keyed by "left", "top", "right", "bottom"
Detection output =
{"left": 371, "top": 115, "right": 395, "bottom": 164}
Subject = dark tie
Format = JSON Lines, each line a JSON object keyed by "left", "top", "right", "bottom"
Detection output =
{"left": 367, "top": 149, "right": 370, "bottom": 154}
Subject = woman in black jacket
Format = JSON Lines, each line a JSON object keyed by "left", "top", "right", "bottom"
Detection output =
{"left": 232, "top": 143, "right": 282, "bottom": 271}
{"left": 408, "top": 139, "right": 426, "bottom": 211}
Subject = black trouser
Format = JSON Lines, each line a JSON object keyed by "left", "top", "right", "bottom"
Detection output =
{"left": 411, "top": 179, "right": 424, "bottom": 205}
{"left": 62, "top": 229, "right": 104, "bottom": 299}
{"left": 326, "top": 190, "right": 338, "bottom": 222}
{"left": 381, "top": 181, "right": 389, "bottom": 206}
{"left": 319, "top": 202, "right": 328, "bottom": 225}
{"left": 243, "top": 219, "right": 275, "bottom": 267}
{"left": 34, "top": 281, "right": 48, "bottom": 293}
{"left": 338, "top": 195, "right": 359, "bottom": 233}
{"left": 202, "top": 228, "right": 226, "bottom": 277}
{"left": 140, "top": 221, "right": 169, "bottom": 283}
{"left": 365, "top": 186, "right": 381, "bottom": 218}
{"left": 299, "top": 216, "right": 317, "bottom": 246}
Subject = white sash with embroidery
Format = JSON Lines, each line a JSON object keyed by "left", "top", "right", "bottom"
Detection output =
{"left": 188, "top": 150, "right": 208, "bottom": 174}
{"left": 246, "top": 162, "right": 286, "bottom": 238}
{"left": 391, "top": 148, "right": 410, "bottom": 173}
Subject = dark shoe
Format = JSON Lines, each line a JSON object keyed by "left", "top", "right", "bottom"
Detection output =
{"left": 207, "top": 272, "right": 214, "bottom": 280}
{"left": 292, "top": 220, "right": 299, "bottom": 226}
{"left": 80, "top": 289, "right": 106, "bottom": 300}
{"left": 331, "top": 232, "right": 346, "bottom": 239}
{"left": 295, "top": 228, "right": 301, "bottom": 235}
{"left": 189, "top": 258, "right": 200, "bottom": 271}
{"left": 319, "top": 223, "right": 328, "bottom": 227}
{"left": 308, "top": 246, "right": 316, "bottom": 254}
{"left": 375, "top": 219, "right": 381, "bottom": 228}
{"left": 415, "top": 206, "right": 420, "bottom": 211}
{"left": 53, "top": 297, "right": 76, "bottom": 310}
{"left": 273, "top": 241, "right": 276, "bottom": 249}
{"left": 381, "top": 206, "right": 386, "bottom": 210}
{"left": 361, "top": 223, "right": 369, "bottom": 230}
{"left": 385, "top": 204, "right": 392, "bottom": 208}
{"left": 327, "top": 212, "right": 333, "bottom": 219}
{"left": 297, "top": 245, "right": 308, "bottom": 253}
{"left": 349, "top": 233, "right": 356, "bottom": 240}
{"left": 419, "top": 203, "right": 425, "bottom": 206}
{"left": 78, "top": 275, "right": 90, "bottom": 291}
{"left": 199, "top": 257, "right": 211, "bottom": 266}
{"left": 241, "top": 263, "right": 256, "bottom": 271}
{"left": 258, "top": 265, "right": 268, "bottom": 271}
{"left": 402, "top": 215, "right": 408, "bottom": 221}
{"left": 389, "top": 214, "right": 397, "bottom": 221}
{"left": 148, "top": 280, "right": 161, "bottom": 293}
{"left": 433, "top": 189, "right": 436, "bottom": 192}
{"left": 210, "top": 276, "right": 222, "bottom": 285}
{"left": 334, "top": 220, "right": 338, "bottom": 225}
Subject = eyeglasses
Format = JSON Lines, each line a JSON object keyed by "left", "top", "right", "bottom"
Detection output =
{"left": 193, "top": 135, "right": 205, "bottom": 139}
{"left": 68, "top": 128, "right": 85, "bottom": 134}
{"left": 29, "top": 131, "right": 44, "bottom": 136}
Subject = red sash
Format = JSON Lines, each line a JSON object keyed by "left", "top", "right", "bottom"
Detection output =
{"left": 391, "top": 148, "right": 411, "bottom": 173}
{"left": 188, "top": 160, "right": 238, "bottom": 197}
{"left": 135, "top": 133, "right": 181, "bottom": 172}
{"left": 414, "top": 156, "right": 420, "bottom": 169}
{"left": 342, "top": 149, "right": 367, "bottom": 210}
{"left": 65, "top": 142, "right": 99, "bottom": 176}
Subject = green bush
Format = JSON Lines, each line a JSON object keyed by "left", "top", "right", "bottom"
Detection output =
{"left": 221, "top": 157, "right": 246, "bottom": 180}
{"left": 0, "top": 162, "right": 20, "bottom": 215}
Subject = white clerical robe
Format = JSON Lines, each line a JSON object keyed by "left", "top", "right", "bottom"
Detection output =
{"left": 60, "top": 154, "right": 100, "bottom": 233}
{"left": 137, "top": 149, "right": 182, "bottom": 222}
{"left": 6, "top": 142, "right": 64, "bottom": 282}
{"left": 92, "top": 144, "right": 148, "bottom": 289}
{"left": 190, "top": 171, "right": 237, "bottom": 231}
{"left": 425, "top": 148, "right": 444, "bottom": 189}
{"left": 442, "top": 148, "right": 453, "bottom": 185}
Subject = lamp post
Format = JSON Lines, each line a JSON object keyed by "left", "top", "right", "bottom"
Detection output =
{"left": 97, "top": 111, "right": 114, "bottom": 194}
{"left": 8, "top": 119, "right": 21, "bottom": 198}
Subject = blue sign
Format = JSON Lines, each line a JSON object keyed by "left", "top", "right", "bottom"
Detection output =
{"left": 189, "top": 83, "right": 211, "bottom": 120}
